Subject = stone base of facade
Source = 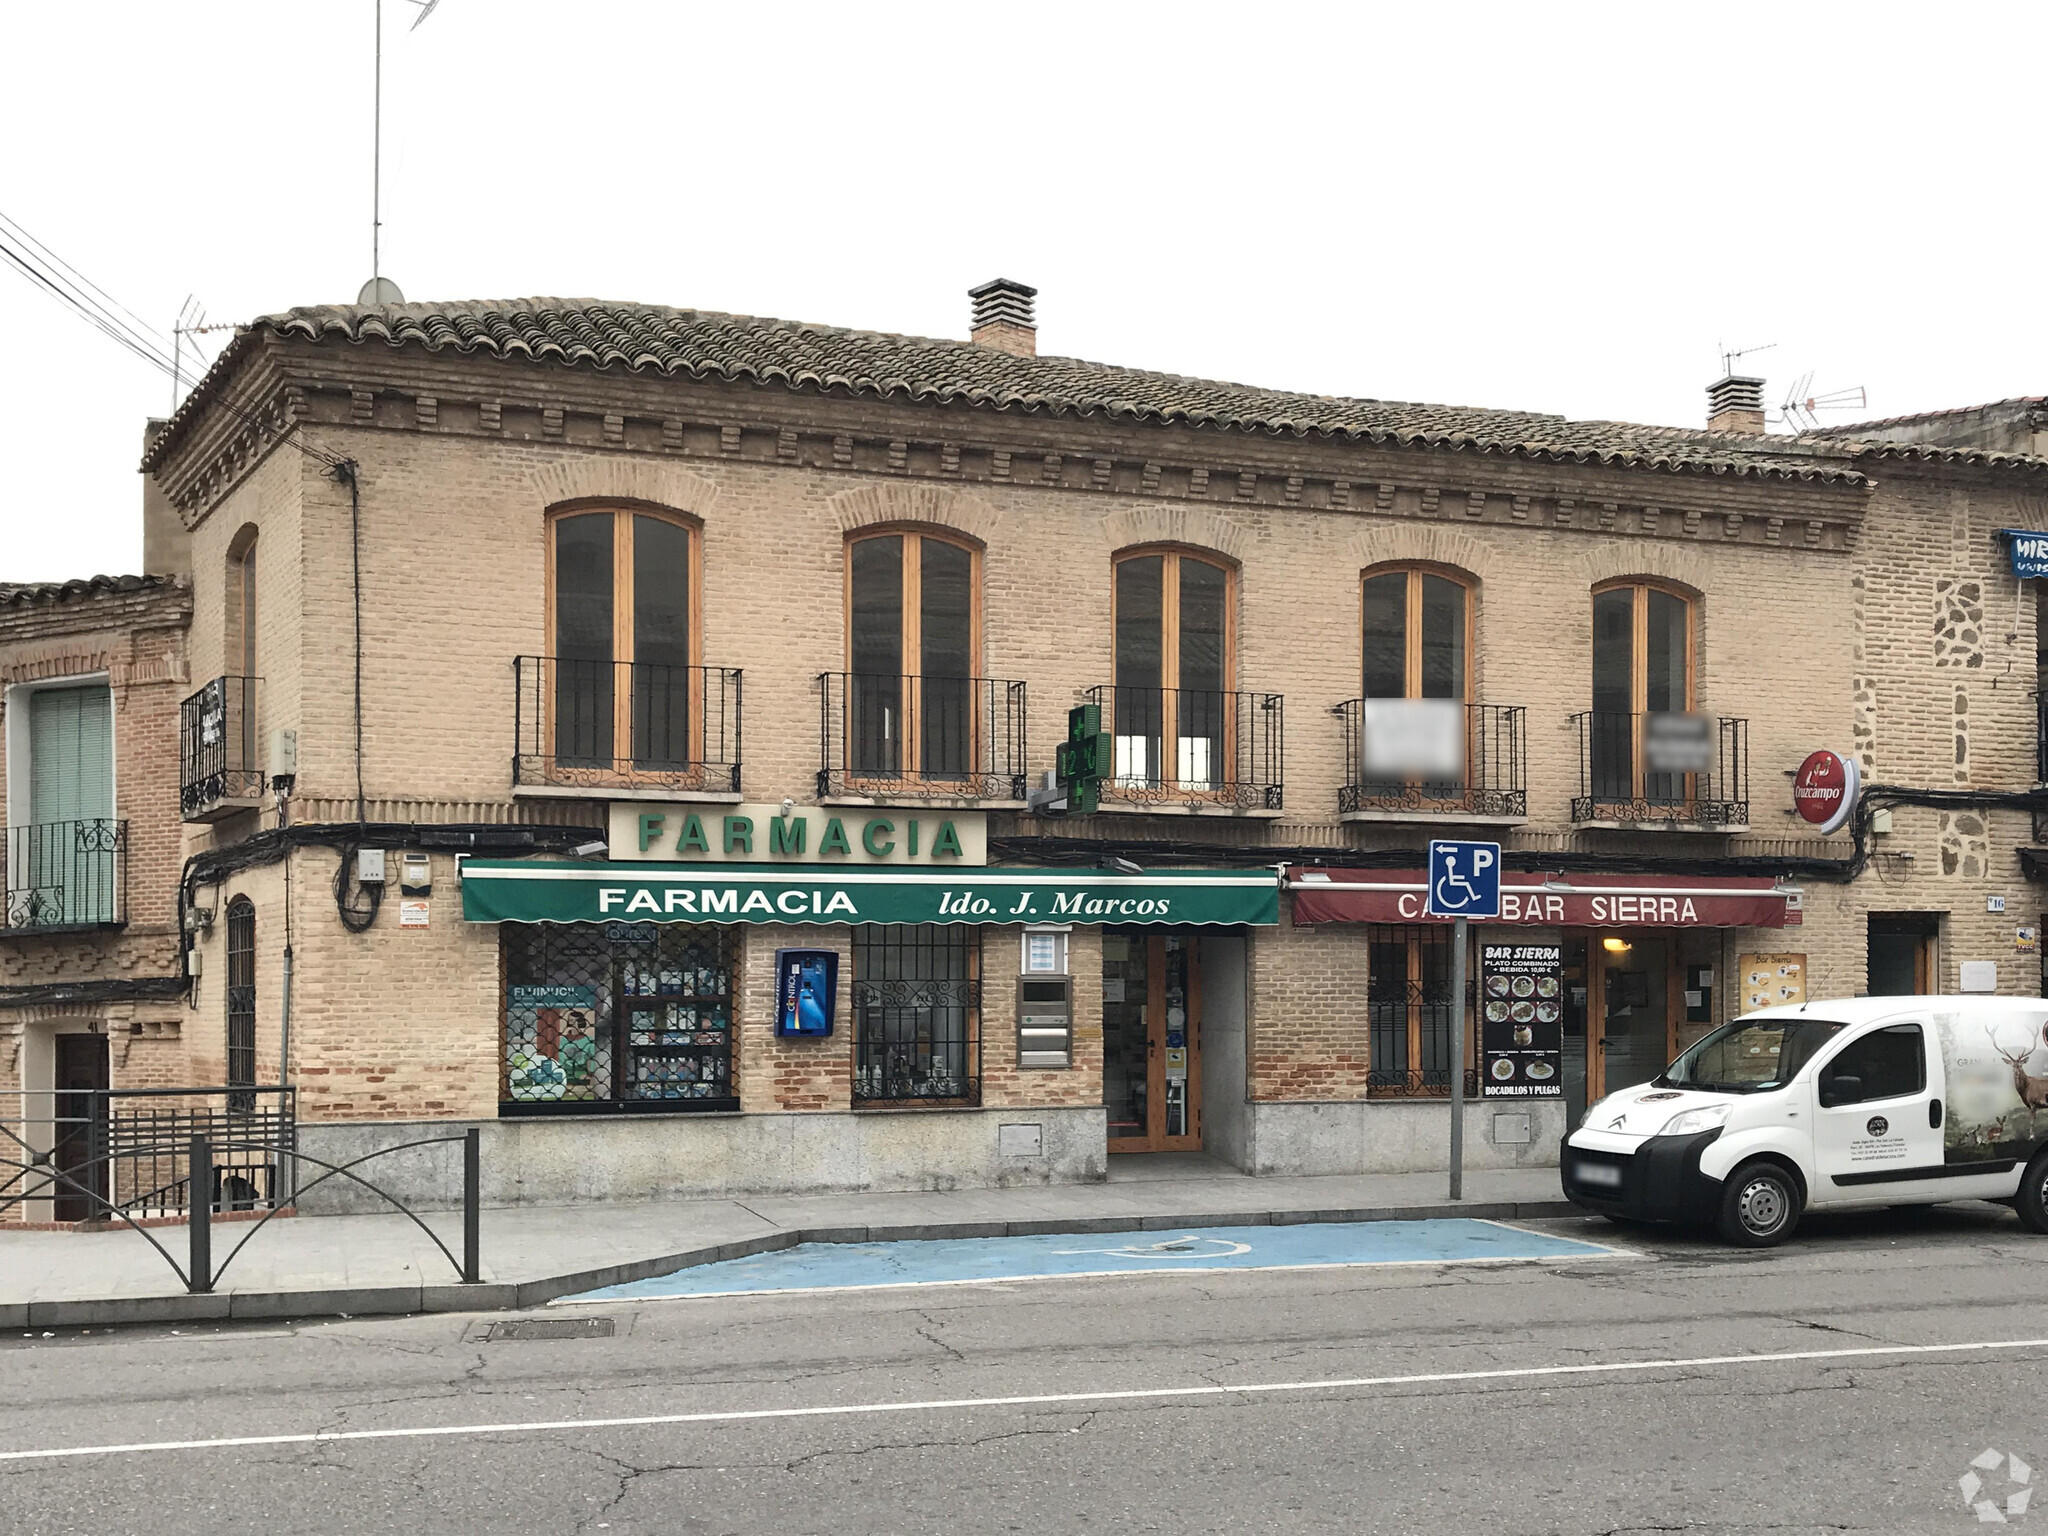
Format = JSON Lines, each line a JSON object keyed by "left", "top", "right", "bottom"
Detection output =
{"left": 1233, "top": 1099, "right": 1568, "bottom": 1178}
{"left": 294, "top": 1105, "right": 1110, "bottom": 1213}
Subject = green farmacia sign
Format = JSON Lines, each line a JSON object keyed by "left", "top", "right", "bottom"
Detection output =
{"left": 461, "top": 862, "right": 1279, "bottom": 928}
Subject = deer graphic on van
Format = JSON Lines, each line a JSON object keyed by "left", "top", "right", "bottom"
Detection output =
{"left": 1991, "top": 1024, "right": 2048, "bottom": 1126}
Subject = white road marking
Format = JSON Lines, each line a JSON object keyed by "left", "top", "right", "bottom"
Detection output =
{"left": 3, "top": 1335, "right": 2046, "bottom": 1464}
{"left": 547, "top": 1249, "right": 1646, "bottom": 1305}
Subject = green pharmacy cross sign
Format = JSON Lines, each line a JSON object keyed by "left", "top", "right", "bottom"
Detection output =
{"left": 1055, "top": 703, "right": 1109, "bottom": 816}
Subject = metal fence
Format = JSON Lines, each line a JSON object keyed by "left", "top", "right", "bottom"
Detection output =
{"left": 817, "top": 673, "right": 1028, "bottom": 801}
{"left": 0, "top": 1085, "right": 294, "bottom": 1222}
{"left": 514, "top": 656, "right": 742, "bottom": 793}
{"left": 179, "top": 675, "right": 263, "bottom": 819}
{"left": 1570, "top": 711, "right": 1749, "bottom": 827}
{"left": 0, "top": 819, "right": 127, "bottom": 933}
{"left": 1084, "top": 684, "right": 1285, "bottom": 810}
{"left": 1336, "top": 701, "right": 1526, "bottom": 818}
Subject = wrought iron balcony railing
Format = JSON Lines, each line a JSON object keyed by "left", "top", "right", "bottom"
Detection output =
{"left": 1084, "top": 684, "right": 1284, "bottom": 810}
{"left": 0, "top": 819, "right": 127, "bottom": 935}
{"left": 180, "top": 675, "right": 263, "bottom": 822}
{"left": 817, "top": 673, "right": 1028, "bottom": 801}
{"left": 1570, "top": 710, "right": 1750, "bottom": 828}
{"left": 1335, "top": 700, "right": 1527, "bottom": 818}
{"left": 514, "top": 657, "right": 742, "bottom": 794}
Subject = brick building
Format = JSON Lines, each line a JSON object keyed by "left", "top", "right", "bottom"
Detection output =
{"left": 122, "top": 282, "right": 2048, "bottom": 1208}
{"left": 0, "top": 570, "right": 193, "bottom": 1219}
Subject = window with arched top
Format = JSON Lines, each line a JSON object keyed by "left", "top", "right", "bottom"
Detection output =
{"left": 1588, "top": 580, "right": 1697, "bottom": 805}
{"left": 1111, "top": 548, "right": 1235, "bottom": 791}
{"left": 546, "top": 506, "right": 700, "bottom": 775}
{"left": 225, "top": 896, "right": 256, "bottom": 1111}
{"left": 1361, "top": 565, "right": 1471, "bottom": 703}
{"left": 844, "top": 529, "right": 981, "bottom": 782}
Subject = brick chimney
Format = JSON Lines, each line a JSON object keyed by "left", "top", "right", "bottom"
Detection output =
{"left": 1706, "top": 374, "right": 1767, "bottom": 434}
{"left": 968, "top": 278, "right": 1037, "bottom": 357}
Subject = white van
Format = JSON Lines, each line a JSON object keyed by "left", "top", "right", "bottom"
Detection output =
{"left": 1561, "top": 995, "right": 2048, "bottom": 1246}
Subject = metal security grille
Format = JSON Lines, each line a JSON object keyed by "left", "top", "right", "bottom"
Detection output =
{"left": 1366, "top": 924, "right": 1466, "bottom": 1097}
{"left": 500, "top": 922, "right": 737, "bottom": 1114}
{"left": 852, "top": 924, "right": 981, "bottom": 1104}
{"left": 225, "top": 898, "right": 257, "bottom": 1113}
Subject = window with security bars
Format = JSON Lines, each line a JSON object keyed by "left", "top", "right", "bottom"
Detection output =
{"left": 500, "top": 922, "right": 737, "bottom": 1114}
{"left": 852, "top": 924, "right": 980, "bottom": 1104}
{"left": 225, "top": 897, "right": 257, "bottom": 1112}
{"left": 1367, "top": 924, "right": 1466, "bottom": 1097}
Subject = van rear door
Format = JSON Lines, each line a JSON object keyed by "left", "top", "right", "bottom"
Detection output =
{"left": 1809, "top": 1021, "right": 1948, "bottom": 1203}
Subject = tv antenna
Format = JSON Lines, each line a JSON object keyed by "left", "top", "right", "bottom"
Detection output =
{"left": 362, "top": 0, "right": 441, "bottom": 305}
{"left": 1717, "top": 340, "right": 1776, "bottom": 378}
{"left": 1774, "top": 372, "right": 1869, "bottom": 434}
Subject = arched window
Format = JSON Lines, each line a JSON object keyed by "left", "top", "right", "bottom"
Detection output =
{"left": 1361, "top": 566, "right": 1470, "bottom": 703}
{"left": 845, "top": 530, "right": 980, "bottom": 781}
{"left": 225, "top": 896, "right": 256, "bottom": 1111}
{"left": 548, "top": 507, "right": 699, "bottom": 773}
{"left": 1590, "top": 581, "right": 1696, "bottom": 803}
{"left": 225, "top": 525, "right": 260, "bottom": 778}
{"left": 1112, "top": 548, "right": 1234, "bottom": 790}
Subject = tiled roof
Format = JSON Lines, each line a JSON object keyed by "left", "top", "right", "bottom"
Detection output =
{"left": 148, "top": 298, "right": 1879, "bottom": 485}
{"left": 0, "top": 573, "right": 178, "bottom": 608}
{"left": 1812, "top": 396, "right": 2046, "bottom": 436}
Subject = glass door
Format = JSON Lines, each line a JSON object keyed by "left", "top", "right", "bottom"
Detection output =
{"left": 1592, "top": 934, "right": 1672, "bottom": 1099}
{"left": 1102, "top": 931, "right": 1203, "bottom": 1151}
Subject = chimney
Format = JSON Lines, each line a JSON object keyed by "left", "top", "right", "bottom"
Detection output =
{"left": 141, "top": 418, "right": 191, "bottom": 577}
{"left": 1706, "top": 374, "right": 1767, "bottom": 435}
{"left": 968, "top": 278, "right": 1037, "bottom": 357}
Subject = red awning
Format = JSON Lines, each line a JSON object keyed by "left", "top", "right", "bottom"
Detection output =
{"left": 1284, "top": 868, "right": 1799, "bottom": 929}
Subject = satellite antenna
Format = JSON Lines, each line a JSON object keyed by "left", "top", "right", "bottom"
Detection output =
{"left": 359, "top": 0, "right": 440, "bottom": 305}
{"left": 1774, "top": 372, "right": 1869, "bottom": 434}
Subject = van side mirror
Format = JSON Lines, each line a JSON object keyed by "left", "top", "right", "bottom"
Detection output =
{"left": 1821, "top": 1074, "right": 1864, "bottom": 1108}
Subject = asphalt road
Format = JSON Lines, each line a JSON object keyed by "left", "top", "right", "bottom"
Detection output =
{"left": 2, "top": 1204, "right": 2047, "bottom": 1535}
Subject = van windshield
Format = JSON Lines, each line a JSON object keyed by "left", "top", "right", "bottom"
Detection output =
{"left": 1656, "top": 1018, "right": 1848, "bottom": 1094}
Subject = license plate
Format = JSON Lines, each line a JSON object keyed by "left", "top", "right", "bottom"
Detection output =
{"left": 1576, "top": 1162, "right": 1623, "bottom": 1188}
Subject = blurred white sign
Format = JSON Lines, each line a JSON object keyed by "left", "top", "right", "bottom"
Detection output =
{"left": 1361, "top": 699, "right": 1464, "bottom": 780}
{"left": 1643, "top": 712, "right": 1714, "bottom": 774}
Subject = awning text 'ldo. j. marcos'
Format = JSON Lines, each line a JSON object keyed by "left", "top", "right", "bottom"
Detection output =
{"left": 460, "top": 862, "right": 1280, "bottom": 927}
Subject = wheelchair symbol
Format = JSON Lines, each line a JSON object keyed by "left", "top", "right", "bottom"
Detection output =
{"left": 1052, "top": 1235, "right": 1253, "bottom": 1261}
{"left": 1426, "top": 839, "right": 1500, "bottom": 918}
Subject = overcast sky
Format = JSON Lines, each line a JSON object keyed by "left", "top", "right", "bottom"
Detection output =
{"left": 2, "top": 1, "right": 2042, "bottom": 581}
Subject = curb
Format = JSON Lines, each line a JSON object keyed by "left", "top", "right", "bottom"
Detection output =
{"left": 0, "top": 1196, "right": 1580, "bottom": 1329}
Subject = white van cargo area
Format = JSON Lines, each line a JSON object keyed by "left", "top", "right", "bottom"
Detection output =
{"left": 1561, "top": 995, "right": 2048, "bottom": 1246}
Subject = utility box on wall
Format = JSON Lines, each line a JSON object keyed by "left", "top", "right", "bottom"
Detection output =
{"left": 1017, "top": 977, "right": 1072, "bottom": 1068}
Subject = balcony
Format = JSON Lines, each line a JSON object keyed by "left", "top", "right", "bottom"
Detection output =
{"left": 1086, "top": 684, "right": 1285, "bottom": 813}
{"left": 0, "top": 820, "right": 127, "bottom": 936}
{"left": 180, "top": 675, "right": 263, "bottom": 822}
{"left": 1570, "top": 711, "right": 1750, "bottom": 830}
{"left": 1336, "top": 700, "right": 1527, "bottom": 823}
{"left": 817, "top": 674, "right": 1028, "bottom": 804}
{"left": 514, "top": 657, "right": 742, "bottom": 797}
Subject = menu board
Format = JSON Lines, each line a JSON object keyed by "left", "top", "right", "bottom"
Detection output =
{"left": 1480, "top": 942, "right": 1563, "bottom": 1098}
{"left": 1739, "top": 953, "right": 1805, "bottom": 1012}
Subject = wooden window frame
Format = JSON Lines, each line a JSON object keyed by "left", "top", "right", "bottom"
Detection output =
{"left": 1591, "top": 579, "right": 1698, "bottom": 803}
{"left": 1110, "top": 545, "right": 1239, "bottom": 792}
{"left": 1360, "top": 563, "right": 1476, "bottom": 704}
{"left": 543, "top": 503, "right": 704, "bottom": 784}
{"left": 843, "top": 527, "right": 984, "bottom": 786}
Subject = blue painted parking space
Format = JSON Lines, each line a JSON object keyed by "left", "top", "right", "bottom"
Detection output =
{"left": 559, "top": 1218, "right": 1629, "bottom": 1303}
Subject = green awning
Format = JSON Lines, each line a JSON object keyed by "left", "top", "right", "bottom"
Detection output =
{"left": 460, "top": 861, "right": 1278, "bottom": 927}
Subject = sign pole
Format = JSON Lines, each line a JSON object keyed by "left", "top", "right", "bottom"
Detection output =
{"left": 1449, "top": 915, "right": 1466, "bottom": 1201}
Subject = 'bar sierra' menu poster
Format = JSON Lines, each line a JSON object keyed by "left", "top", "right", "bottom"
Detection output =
{"left": 1480, "top": 942, "right": 1564, "bottom": 1098}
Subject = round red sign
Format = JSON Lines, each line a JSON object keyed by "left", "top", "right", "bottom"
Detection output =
{"left": 1793, "top": 749, "right": 1858, "bottom": 833}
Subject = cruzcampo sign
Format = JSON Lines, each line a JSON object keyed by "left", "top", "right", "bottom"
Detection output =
{"left": 607, "top": 804, "right": 987, "bottom": 866}
{"left": 461, "top": 862, "right": 1279, "bottom": 928}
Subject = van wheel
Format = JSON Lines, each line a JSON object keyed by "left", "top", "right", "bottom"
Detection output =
{"left": 1717, "top": 1162, "right": 1801, "bottom": 1248}
{"left": 2018, "top": 1151, "right": 2048, "bottom": 1236}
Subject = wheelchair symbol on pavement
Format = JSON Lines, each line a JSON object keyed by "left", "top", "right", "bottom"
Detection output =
{"left": 1052, "top": 1235, "right": 1253, "bottom": 1261}
{"left": 1426, "top": 839, "right": 1501, "bottom": 920}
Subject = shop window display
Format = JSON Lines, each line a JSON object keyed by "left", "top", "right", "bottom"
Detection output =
{"left": 501, "top": 923, "right": 737, "bottom": 1115}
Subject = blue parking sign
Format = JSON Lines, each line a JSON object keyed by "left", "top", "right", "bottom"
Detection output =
{"left": 1425, "top": 839, "right": 1501, "bottom": 920}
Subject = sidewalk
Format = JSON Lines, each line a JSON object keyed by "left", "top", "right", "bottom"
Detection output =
{"left": 0, "top": 1161, "right": 1573, "bottom": 1329}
